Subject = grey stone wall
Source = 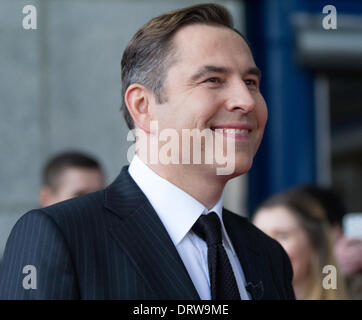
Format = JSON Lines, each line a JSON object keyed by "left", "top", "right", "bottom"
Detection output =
{"left": 0, "top": 0, "right": 245, "bottom": 259}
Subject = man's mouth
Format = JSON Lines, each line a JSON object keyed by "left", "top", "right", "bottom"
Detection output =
{"left": 210, "top": 124, "right": 252, "bottom": 141}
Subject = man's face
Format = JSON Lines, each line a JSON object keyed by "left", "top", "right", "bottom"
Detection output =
{"left": 40, "top": 167, "right": 104, "bottom": 207}
{"left": 149, "top": 24, "right": 268, "bottom": 178}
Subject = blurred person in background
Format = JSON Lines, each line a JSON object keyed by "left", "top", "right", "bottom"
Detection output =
{"left": 39, "top": 151, "right": 105, "bottom": 207}
{"left": 299, "top": 185, "right": 362, "bottom": 300}
{"left": 252, "top": 187, "right": 347, "bottom": 300}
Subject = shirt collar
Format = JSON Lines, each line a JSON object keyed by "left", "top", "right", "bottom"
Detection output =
{"left": 128, "top": 154, "right": 236, "bottom": 255}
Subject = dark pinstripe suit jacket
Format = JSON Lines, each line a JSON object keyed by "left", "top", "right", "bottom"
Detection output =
{"left": 0, "top": 166, "right": 295, "bottom": 299}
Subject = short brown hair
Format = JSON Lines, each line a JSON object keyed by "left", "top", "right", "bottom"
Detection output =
{"left": 120, "top": 3, "right": 246, "bottom": 130}
{"left": 42, "top": 151, "right": 103, "bottom": 191}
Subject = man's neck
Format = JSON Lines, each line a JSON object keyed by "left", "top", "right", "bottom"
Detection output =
{"left": 138, "top": 155, "right": 227, "bottom": 210}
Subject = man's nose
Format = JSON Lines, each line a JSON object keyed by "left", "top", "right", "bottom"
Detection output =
{"left": 224, "top": 81, "right": 256, "bottom": 113}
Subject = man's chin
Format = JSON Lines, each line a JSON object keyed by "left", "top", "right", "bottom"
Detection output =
{"left": 207, "top": 157, "right": 253, "bottom": 178}
{"left": 228, "top": 161, "right": 253, "bottom": 178}
{"left": 234, "top": 162, "right": 253, "bottom": 176}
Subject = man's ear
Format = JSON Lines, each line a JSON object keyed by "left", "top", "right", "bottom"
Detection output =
{"left": 125, "top": 84, "right": 153, "bottom": 133}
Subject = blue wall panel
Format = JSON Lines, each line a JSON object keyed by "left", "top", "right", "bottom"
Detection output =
{"left": 245, "top": 0, "right": 362, "bottom": 216}
{"left": 246, "top": 0, "right": 317, "bottom": 215}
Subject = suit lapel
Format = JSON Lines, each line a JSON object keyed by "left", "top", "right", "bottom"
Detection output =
{"left": 104, "top": 166, "right": 200, "bottom": 300}
{"left": 223, "top": 210, "right": 266, "bottom": 300}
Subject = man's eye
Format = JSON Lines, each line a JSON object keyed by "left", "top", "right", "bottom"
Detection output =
{"left": 204, "top": 77, "right": 220, "bottom": 84}
{"left": 245, "top": 79, "right": 257, "bottom": 87}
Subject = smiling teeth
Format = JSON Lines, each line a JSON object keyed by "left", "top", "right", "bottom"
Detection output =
{"left": 217, "top": 129, "right": 248, "bottom": 134}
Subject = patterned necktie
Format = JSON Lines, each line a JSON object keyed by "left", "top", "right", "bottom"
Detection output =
{"left": 192, "top": 212, "right": 241, "bottom": 300}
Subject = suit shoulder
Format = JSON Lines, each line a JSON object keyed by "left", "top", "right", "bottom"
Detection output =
{"left": 41, "top": 189, "right": 105, "bottom": 221}
{"left": 6, "top": 190, "right": 104, "bottom": 242}
{"left": 15, "top": 190, "right": 107, "bottom": 242}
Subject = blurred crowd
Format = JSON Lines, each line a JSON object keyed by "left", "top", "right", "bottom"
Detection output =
{"left": 3, "top": 149, "right": 361, "bottom": 300}
{"left": 38, "top": 151, "right": 105, "bottom": 208}
{"left": 253, "top": 185, "right": 362, "bottom": 300}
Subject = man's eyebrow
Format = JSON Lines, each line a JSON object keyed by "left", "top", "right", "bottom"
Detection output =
{"left": 246, "top": 66, "right": 262, "bottom": 81}
{"left": 190, "top": 65, "right": 262, "bottom": 82}
{"left": 190, "top": 65, "right": 231, "bottom": 82}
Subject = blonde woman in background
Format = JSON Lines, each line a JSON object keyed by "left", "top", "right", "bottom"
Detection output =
{"left": 252, "top": 187, "right": 348, "bottom": 300}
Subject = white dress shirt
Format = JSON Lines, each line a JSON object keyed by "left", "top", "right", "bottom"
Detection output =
{"left": 128, "top": 154, "right": 251, "bottom": 300}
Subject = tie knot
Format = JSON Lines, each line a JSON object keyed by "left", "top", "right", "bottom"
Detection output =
{"left": 192, "top": 212, "right": 222, "bottom": 246}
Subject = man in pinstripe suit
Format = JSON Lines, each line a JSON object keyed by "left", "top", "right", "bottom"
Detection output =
{"left": 0, "top": 4, "right": 295, "bottom": 299}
